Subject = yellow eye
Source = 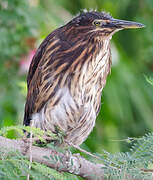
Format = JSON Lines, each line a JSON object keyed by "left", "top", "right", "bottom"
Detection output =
{"left": 93, "top": 21, "right": 102, "bottom": 26}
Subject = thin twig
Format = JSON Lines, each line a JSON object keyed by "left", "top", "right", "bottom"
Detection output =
{"left": 27, "top": 121, "right": 33, "bottom": 180}
{"left": 67, "top": 141, "right": 102, "bottom": 160}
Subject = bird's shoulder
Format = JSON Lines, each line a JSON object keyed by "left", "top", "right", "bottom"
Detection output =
{"left": 27, "top": 27, "right": 73, "bottom": 88}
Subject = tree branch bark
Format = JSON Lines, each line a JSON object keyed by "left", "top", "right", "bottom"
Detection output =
{"left": 0, "top": 136, "right": 105, "bottom": 180}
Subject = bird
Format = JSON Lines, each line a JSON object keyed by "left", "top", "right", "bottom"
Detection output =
{"left": 23, "top": 10, "right": 144, "bottom": 147}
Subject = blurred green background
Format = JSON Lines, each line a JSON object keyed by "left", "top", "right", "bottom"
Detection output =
{"left": 0, "top": 0, "right": 153, "bottom": 153}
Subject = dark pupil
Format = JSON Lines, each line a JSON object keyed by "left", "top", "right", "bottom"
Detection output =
{"left": 95, "top": 21, "right": 100, "bottom": 26}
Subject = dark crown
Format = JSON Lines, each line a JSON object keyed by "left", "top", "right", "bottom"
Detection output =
{"left": 71, "top": 11, "right": 112, "bottom": 26}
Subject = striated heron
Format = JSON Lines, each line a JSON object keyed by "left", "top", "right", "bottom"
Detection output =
{"left": 24, "top": 11, "right": 144, "bottom": 146}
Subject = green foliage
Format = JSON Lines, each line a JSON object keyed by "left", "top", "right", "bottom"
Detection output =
{"left": 17, "top": 81, "right": 27, "bottom": 97}
{"left": 145, "top": 75, "right": 153, "bottom": 86}
{"left": 0, "top": 0, "right": 37, "bottom": 128}
{"left": 0, "top": 0, "right": 38, "bottom": 60}
{"left": 0, "top": 125, "right": 57, "bottom": 143}
{"left": 100, "top": 133, "right": 153, "bottom": 179}
{"left": 0, "top": 150, "right": 79, "bottom": 180}
{"left": 0, "top": 128, "right": 153, "bottom": 179}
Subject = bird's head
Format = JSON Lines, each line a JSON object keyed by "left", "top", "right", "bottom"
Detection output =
{"left": 65, "top": 11, "right": 144, "bottom": 41}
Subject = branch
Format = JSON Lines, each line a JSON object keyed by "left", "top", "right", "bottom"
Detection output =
{"left": 0, "top": 136, "right": 105, "bottom": 180}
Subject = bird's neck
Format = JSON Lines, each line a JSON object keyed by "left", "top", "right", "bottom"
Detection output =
{"left": 93, "top": 38, "right": 111, "bottom": 65}
{"left": 70, "top": 37, "right": 111, "bottom": 92}
{"left": 70, "top": 37, "right": 112, "bottom": 112}
{"left": 86, "top": 38, "right": 111, "bottom": 76}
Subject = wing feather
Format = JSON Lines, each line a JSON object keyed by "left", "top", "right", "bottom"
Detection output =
{"left": 24, "top": 27, "right": 85, "bottom": 126}
{"left": 24, "top": 30, "right": 63, "bottom": 125}
{"left": 24, "top": 29, "right": 74, "bottom": 125}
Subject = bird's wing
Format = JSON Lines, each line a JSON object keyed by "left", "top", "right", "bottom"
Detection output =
{"left": 27, "top": 33, "right": 54, "bottom": 88}
{"left": 24, "top": 30, "right": 74, "bottom": 126}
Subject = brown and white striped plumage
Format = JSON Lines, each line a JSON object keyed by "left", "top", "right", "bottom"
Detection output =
{"left": 24, "top": 11, "right": 144, "bottom": 146}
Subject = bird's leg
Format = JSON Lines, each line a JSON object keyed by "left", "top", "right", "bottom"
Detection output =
{"left": 64, "top": 148, "right": 81, "bottom": 175}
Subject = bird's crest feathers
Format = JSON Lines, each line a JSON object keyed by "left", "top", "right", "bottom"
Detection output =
{"left": 71, "top": 9, "right": 112, "bottom": 25}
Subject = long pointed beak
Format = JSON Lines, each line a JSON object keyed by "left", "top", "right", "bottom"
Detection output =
{"left": 110, "top": 18, "right": 145, "bottom": 29}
